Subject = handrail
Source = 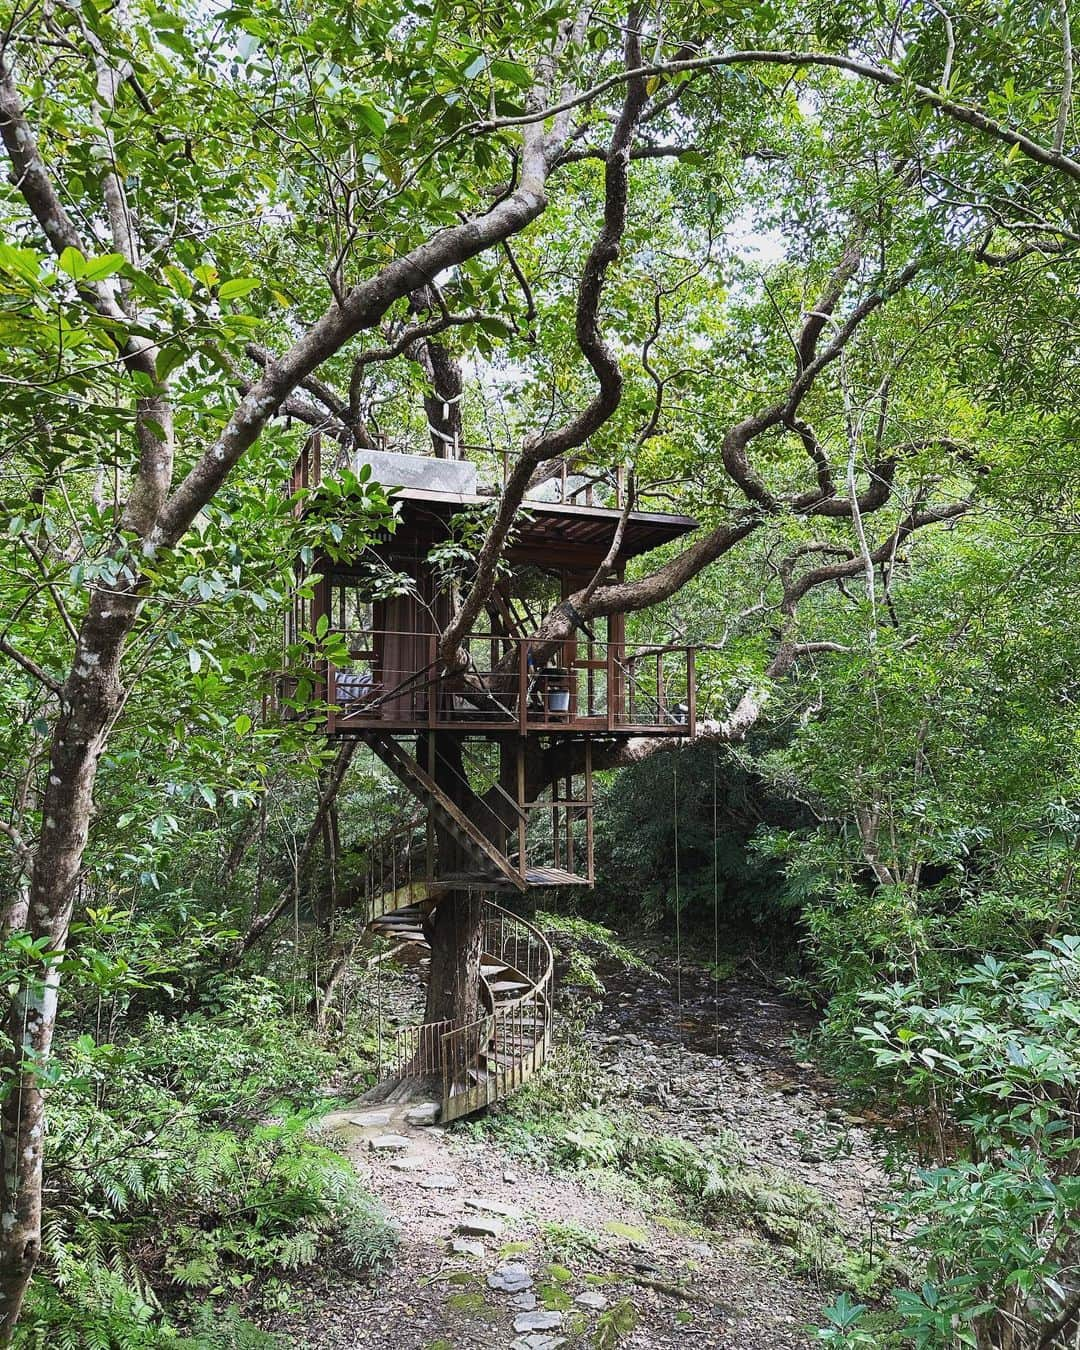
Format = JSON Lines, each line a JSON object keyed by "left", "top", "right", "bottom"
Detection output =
{"left": 483, "top": 901, "right": 555, "bottom": 1008}
{"left": 326, "top": 627, "right": 696, "bottom": 734}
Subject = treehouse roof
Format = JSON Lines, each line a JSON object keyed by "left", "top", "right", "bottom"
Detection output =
{"left": 346, "top": 448, "right": 697, "bottom": 567}
{"left": 389, "top": 486, "right": 698, "bottom": 565}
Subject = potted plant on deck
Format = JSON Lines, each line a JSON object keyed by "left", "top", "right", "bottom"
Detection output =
{"left": 540, "top": 666, "right": 571, "bottom": 714}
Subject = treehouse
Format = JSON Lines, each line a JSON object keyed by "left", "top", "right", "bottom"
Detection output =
{"left": 293, "top": 445, "right": 698, "bottom": 740}
{"left": 289, "top": 437, "right": 699, "bottom": 1119}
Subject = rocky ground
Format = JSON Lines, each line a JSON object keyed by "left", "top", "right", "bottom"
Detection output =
{"left": 588, "top": 950, "right": 887, "bottom": 1240}
{"left": 262, "top": 948, "right": 891, "bottom": 1350}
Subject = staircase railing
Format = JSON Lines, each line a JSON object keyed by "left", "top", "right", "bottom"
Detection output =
{"left": 439, "top": 901, "right": 555, "bottom": 1122}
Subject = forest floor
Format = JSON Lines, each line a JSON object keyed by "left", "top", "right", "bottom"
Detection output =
{"left": 259, "top": 948, "right": 891, "bottom": 1350}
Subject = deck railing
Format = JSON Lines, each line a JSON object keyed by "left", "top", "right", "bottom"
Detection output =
{"left": 325, "top": 630, "right": 696, "bottom": 736}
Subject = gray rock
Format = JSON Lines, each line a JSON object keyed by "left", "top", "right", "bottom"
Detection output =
{"left": 369, "top": 1134, "right": 411, "bottom": 1151}
{"left": 509, "top": 1338, "right": 565, "bottom": 1350}
{"left": 449, "top": 1238, "right": 485, "bottom": 1259}
{"left": 514, "top": 1311, "right": 563, "bottom": 1333}
{"left": 388, "top": 1157, "right": 422, "bottom": 1172}
{"left": 464, "top": 1196, "right": 522, "bottom": 1219}
{"left": 487, "top": 1263, "right": 533, "bottom": 1294}
{"left": 349, "top": 1110, "right": 393, "bottom": 1127}
{"left": 503, "top": 1169, "right": 520, "bottom": 1184}
{"left": 509, "top": 1292, "right": 537, "bottom": 1311}
{"left": 574, "top": 1291, "right": 608, "bottom": 1310}
{"left": 458, "top": 1215, "right": 503, "bottom": 1238}
{"left": 405, "top": 1101, "right": 441, "bottom": 1126}
{"left": 418, "top": 1173, "right": 458, "bottom": 1190}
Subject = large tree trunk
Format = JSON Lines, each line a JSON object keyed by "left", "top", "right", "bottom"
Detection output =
{"left": 422, "top": 735, "right": 486, "bottom": 1031}
{"left": 423, "top": 888, "right": 485, "bottom": 1030}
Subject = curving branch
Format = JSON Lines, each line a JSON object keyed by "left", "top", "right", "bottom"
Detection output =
{"left": 469, "top": 49, "right": 1080, "bottom": 185}
{"left": 438, "top": 15, "right": 651, "bottom": 664}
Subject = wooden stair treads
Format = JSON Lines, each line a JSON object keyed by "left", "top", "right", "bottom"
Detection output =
{"left": 366, "top": 732, "right": 525, "bottom": 891}
{"left": 363, "top": 874, "right": 553, "bottom": 1123}
{"left": 480, "top": 1047, "right": 537, "bottom": 1070}
{"left": 370, "top": 879, "right": 443, "bottom": 920}
{"left": 372, "top": 906, "right": 425, "bottom": 925}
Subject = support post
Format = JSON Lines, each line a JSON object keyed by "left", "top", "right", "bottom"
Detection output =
{"left": 517, "top": 746, "right": 527, "bottom": 883}
{"left": 518, "top": 639, "right": 528, "bottom": 735}
{"left": 585, "top": 738, "right": 594, "bottom": 884}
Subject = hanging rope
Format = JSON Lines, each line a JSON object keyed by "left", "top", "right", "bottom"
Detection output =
{"left": 672, "top": 755, "right": 683, "bottom": 1060}
{"left": 713, "top": 749, "right": 720, "bottom": 1059}
{"left": 370, "top": 747, "right": 383, "bottom": 1080}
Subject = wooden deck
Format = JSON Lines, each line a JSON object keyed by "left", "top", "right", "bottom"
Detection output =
{"left": 523, "top": 865, "right": 588, "bottom": 887}
{"left": 331, "top": 712, "right": 692, "bottom": 737}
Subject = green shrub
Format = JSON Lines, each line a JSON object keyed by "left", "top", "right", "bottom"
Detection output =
{"left": 851, "top": 937, "right": 1080, "bottom": 1347}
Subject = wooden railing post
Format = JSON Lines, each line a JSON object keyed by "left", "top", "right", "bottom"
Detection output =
{"left": 517, "top": 748, "right": 527, "bottom": 883}
{"left": 687, "top": 647, "right": 697, "bottom": 738}
{"left": 427, "top": 633, "right": 437, "bottom": 727}
{"left": 585, "top": 737, "right": 594, "bottom": 885}
{"left": 518, "top": 639, "right": 528, "bottom": 736}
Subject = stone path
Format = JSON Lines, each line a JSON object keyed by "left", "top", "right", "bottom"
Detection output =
{"left": 258, "top": 953, "right": 892, "bottom": 1348}
{"left": 264, "top": 1100, "right": 828, "bottom": 1349}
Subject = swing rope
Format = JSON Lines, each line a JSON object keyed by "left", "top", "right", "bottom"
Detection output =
{"left": 369, "top": 747, "right": 383, "bottom": 1080}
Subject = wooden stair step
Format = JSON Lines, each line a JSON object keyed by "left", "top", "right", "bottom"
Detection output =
{"left": 479, "top": 1049, "right": 531, "bottom": 1069}
{"left": 487, "top": 979, "right": 531, "bottom": 994}
{"left": 491, "top": 1032, "right": 540, "bottom": 1047}
{"left": 373, "top": 907, "right": 425, "bottom": 923}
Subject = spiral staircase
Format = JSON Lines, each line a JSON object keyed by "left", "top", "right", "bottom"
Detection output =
{"left": 364, "top": 816, "right": 554, "bottom": 1124}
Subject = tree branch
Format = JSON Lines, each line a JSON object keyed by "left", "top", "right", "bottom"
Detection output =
{"left": 0, "top": 639, "right": 61, "bottom": 697}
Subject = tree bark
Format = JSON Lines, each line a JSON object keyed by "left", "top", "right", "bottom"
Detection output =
{"left": 422, "top": 889, "right": 485, "bottom": 1031}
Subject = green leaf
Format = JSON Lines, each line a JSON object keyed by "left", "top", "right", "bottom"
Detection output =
{"left": 218, "top": 277, "right": 261, "bottom": 300}
{"left": 188, "top": 650, "right": 202, "bottom": 673}
{"left": 58, "top": 246, "right": 86, "bottom": 280}
{"left": 354, "top": 103, "right": 386, "bottom": 136}
{"left": 156, "top": 345, "right": 188, "bottom": 381}
{"left": 163, "top": 264, "right": 194, "bottom": 298}
{"left": 234, "top": 714, "right": 252, "bottom": 735}
{"left": 82, "top": 253, "right": 126, "bottom": 281}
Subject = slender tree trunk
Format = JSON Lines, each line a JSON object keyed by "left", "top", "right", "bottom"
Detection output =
{"left": 0, "top": 593, "right": 132, "bottom": 1340}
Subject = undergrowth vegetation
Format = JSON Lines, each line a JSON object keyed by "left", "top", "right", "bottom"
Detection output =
{"left": 18, "top": 973, "right": 395, "bottom": 1348}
